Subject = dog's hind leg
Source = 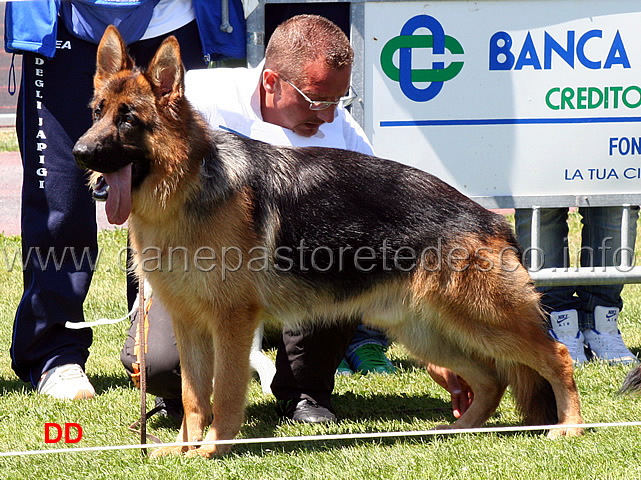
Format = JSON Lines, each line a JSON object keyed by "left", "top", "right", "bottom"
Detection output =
{"left": 482, "top": 250, "right": 583, "bottom": 437}
{"left": 501, "top": 317, "right": 583, "bottom": 438}
{"left": 415, "top": 247, "right": 582, "bottom": 437}
{"left": 455, "top": 276, "right": 583, "bottom": 436}
{"left": 389, "top": 322, "right": 507, "bottom": 430}
{"left": 447, "top": 299, "right": 583, "bottom": 437}
{"left": 188, "top": 304, "right": 262, "bottom": 458}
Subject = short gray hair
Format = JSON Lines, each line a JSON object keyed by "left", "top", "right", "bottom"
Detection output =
{"left": 265, "top": 14, "right": 353, "bottom": 84}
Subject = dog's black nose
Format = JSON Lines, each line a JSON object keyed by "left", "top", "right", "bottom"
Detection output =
{"left": 72, "top": 142, "right": 93, "bottom": 169}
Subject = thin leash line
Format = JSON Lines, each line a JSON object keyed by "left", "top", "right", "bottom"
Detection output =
{"left": 137, "top": 277, "right": 148, "bottom": 456}
{"left": 64, "top": 304, "right": 137, "bottom": 329}
{"left": 65, "top": 280, "right": 151, "bottom": 331}
{"left": 1, "top": 421, "right": 640, "bottom": 458}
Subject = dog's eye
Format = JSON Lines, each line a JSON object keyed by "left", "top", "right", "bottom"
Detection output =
{"left": 93, "top": 99, "right": 104, "bottom": 122}
{"left": 123, "top": 113, "right": 137, "bottom": 125}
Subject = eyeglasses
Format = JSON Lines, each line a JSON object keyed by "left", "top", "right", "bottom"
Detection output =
{"left": 281, "top": 77, "right": 358, "bottom": 111}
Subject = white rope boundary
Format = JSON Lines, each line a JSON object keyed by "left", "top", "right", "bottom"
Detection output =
{"left": 54, "top": 303, "right": 641, "bottom": 460}
{"left": 1, "top": 421, "right": 640, "bottom": 458}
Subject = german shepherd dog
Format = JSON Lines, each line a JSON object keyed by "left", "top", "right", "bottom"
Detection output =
{"left": 73, "top": 27, "right": 583, "bottom": 458}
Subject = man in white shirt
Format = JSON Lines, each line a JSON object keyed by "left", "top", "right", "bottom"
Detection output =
{"left": 188, "top": 14, "right": 374, "bottom": 423}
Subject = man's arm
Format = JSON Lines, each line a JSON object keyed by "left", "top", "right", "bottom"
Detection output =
{"left": 426, "top": 363, "right": 474, "bottom": 419}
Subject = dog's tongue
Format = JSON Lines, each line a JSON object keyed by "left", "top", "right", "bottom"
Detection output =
{"left": 103, "top": 164, "right": 132, "bottom": 225}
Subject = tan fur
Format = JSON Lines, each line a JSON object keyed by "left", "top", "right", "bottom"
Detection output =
{"left": 78, "top": 27, "right": 583, "bottom": 459}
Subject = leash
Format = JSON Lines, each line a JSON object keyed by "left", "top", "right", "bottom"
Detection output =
{"left": 127, "top": 280, "right": 165, "bottom": 448}
{"left": 137, "top": 277, "right": 148, "bottom": 456}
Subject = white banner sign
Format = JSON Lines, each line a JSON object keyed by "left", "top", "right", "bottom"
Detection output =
{"left": 364, "top": 0, "right": 641, "bottom": 205}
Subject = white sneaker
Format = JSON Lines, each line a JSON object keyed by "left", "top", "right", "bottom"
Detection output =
{"left": 37, "top": 364, "right": 96, "bottom": 400}
{"left": 549, "top": 309, "right": 588, "bottom": 364}
{"left": 584, "top": 306, "right": 638, "bottom": 365}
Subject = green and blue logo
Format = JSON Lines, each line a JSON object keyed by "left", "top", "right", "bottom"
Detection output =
{"left": 381, "top": 15, "right": 464, "bottom": 102}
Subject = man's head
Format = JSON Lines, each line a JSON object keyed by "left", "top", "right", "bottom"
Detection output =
{"left": 260, "top": 15, "right": 354, "bottom": 137}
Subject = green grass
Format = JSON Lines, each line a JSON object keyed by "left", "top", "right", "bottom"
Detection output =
{"left": 1, "top": 217, "right": 641, "bottom": 479}
{"left": 0, "top": 128, "right": 18, "bottom": 153}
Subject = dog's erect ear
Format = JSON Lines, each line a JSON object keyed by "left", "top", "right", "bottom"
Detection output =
{"left": 145, "top": 36, "right": 184, "bottom": 107}
{"left": 95, "top": 26, "right": 133, "bottom": 90}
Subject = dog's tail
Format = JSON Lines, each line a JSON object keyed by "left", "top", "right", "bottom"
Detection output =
{"left": 504, "top": 363, "right": 558, "bottom": 425}
{"left": 620, "top": 365, "right": 641, "bottom": 394}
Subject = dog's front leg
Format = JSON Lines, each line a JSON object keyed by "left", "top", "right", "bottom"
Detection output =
{"left": 150, "top": 317, "right": 215, "bottom": 458}
{"left": 187, "top": 305, "right": 261, "bottom": 459}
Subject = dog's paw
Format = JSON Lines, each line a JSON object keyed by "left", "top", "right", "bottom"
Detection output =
{"left": 183, "top": 444, "right": 231, "bottom": 459}
{"left": 430, "top": 423, "right": 456, "bottom": 432}
{"left": 547, "top": 426, "right": 584, "bottom": 439}
{"left": 149, "top": 445, "right": 188, "bottom": 458}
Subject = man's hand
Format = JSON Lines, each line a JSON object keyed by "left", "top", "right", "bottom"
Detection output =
{"left": 426, "top": 364, "right": 473, "bottom": 419}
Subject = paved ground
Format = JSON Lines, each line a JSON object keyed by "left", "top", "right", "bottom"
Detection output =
{"left": 0, "top": 151, "right": 20, "bottom": 235}
{"left": 0, "top": 151, "right": 117, "bottom": 236}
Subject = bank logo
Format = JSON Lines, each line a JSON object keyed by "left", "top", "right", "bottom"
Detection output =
{"left": 380, "top": 15, "right": 464, "bottom": 102}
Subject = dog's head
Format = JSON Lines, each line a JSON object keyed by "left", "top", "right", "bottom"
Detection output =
{"left": 73, "top": 26, "right": 187, "bottom": 225}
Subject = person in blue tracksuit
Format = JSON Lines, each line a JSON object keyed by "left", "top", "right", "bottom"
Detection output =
{"left": 4, "top": 0, "right": 245, "bottom": 400}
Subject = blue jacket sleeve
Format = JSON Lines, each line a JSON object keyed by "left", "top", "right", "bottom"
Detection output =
{"left": 4, "top": 0, "right": 61, "bottom": 58}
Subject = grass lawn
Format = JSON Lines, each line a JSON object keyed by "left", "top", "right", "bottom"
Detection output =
{"left": 0, "top": 128, "right": 19, "bottom": 153}
{"left": 1, "top": 216, "right": 641, "bottom": 479}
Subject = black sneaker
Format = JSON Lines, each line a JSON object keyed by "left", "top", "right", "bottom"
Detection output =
{"left": 154, "top": 396, "right": 184, "bottom": 423}
{"left": 276, "top": 398, "right": 336, "bottom": 423}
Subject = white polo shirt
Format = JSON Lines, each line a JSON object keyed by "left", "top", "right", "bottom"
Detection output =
{"left": 184, "top": 61, "right": 374, "bottom": 156}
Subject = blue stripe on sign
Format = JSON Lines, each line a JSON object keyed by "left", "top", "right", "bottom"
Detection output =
{"left": 380, "top": 117, "right": 641, "bottom": 127}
